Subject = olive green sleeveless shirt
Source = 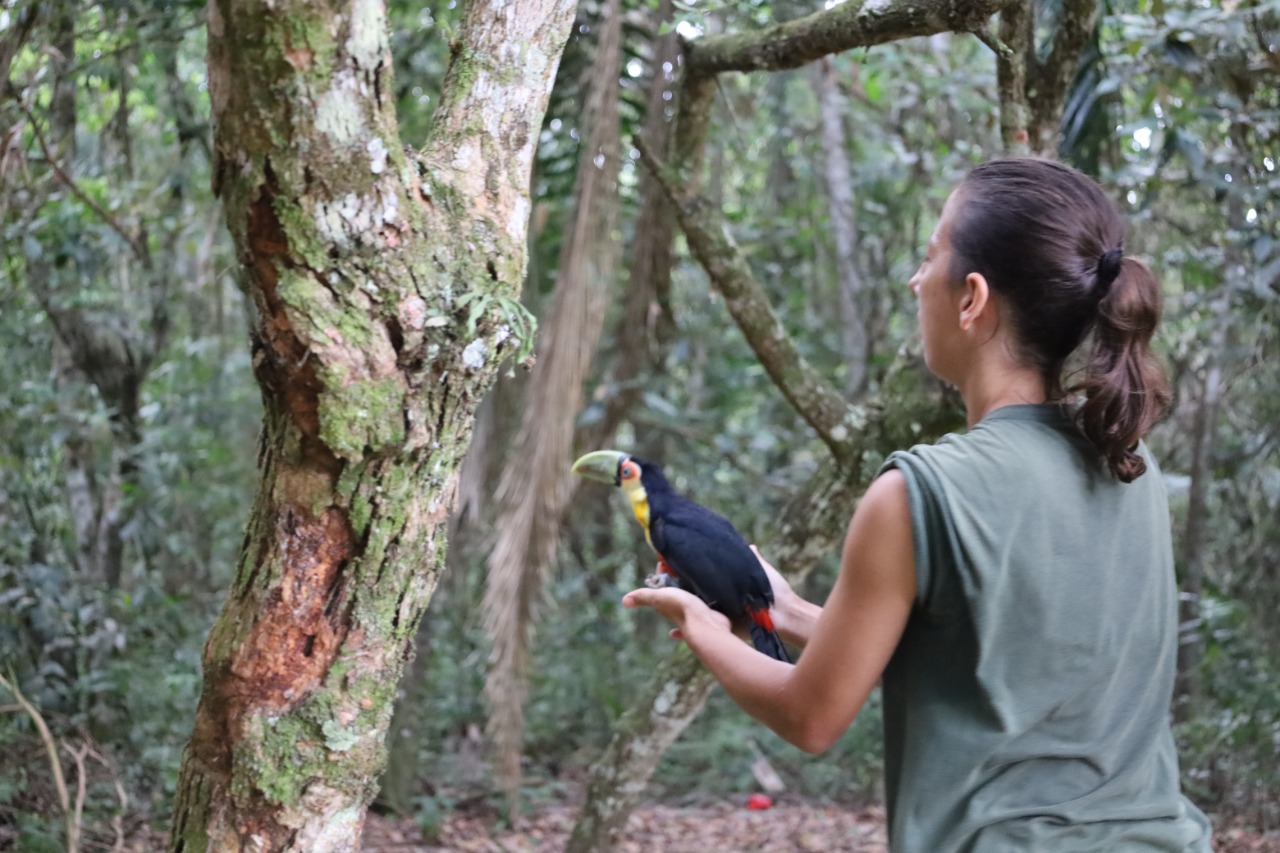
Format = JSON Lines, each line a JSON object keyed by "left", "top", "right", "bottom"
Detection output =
{"left": 879, "top": 404, "right": 1211, "bottom": 852}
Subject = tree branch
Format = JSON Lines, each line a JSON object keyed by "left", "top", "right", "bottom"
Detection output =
{"left": 1028, "top": 0, "right": 1099, "bottom": 153}
{"left": 20, "top": 104, "right": 150, "bottom": 264}
{"left": 996, "top": 0, "right": 1032, "bottom": 154}
{"left": 682, "top": 0, "right": 1008, "bottom": 80}
{"left": 635, "top": 136, "right": 864, "bottom": 466}
{"left": 0, "top": 674, "right": 77, "bottom": 852}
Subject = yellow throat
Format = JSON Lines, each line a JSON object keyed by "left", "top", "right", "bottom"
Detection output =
{"left": 623, "top": 482, "right": 651, "bottom": 544}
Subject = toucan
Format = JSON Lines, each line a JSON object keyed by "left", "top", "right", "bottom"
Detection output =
{"left": 571, "top": 450, "right": 790, "bottom": 662}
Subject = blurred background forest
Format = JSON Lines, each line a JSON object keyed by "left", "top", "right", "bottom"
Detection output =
{"left": 2, "top": 0, "right": 1279, "bottom": 847}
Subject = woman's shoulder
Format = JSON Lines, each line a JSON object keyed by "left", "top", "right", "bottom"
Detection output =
{"left": 882, "top": 405, "right": 1104, "bottom": 492}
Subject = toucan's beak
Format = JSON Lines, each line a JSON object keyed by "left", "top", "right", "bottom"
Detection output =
{"left": 571, "top": 450, "right": 629, "bottom": 485}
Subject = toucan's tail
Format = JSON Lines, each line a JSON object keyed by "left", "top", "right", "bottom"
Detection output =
{"left": 746, "top": 608, "right": 790, "bottom": 663}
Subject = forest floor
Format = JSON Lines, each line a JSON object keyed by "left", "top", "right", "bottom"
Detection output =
{"left": 361, "top": 799, "right": 1280, "bottom": 853}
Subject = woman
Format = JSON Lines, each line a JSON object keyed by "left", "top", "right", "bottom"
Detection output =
{"left": 623, "top": 159, "right": 1212, "bottom": 851}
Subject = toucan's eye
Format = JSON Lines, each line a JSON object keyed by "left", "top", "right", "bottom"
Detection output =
{"left": 619, "top": 461, "right": 639, "bottom": 481}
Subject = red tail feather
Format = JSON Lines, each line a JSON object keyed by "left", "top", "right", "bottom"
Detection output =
{"left": 747, "top": 607, "right": 775, "bottom": 632}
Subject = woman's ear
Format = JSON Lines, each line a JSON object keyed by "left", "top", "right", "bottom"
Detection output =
{"left": 957, "top": 271, "right": 992, "bottom": 332}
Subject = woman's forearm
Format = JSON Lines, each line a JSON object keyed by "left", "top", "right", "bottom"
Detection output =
{"left": 773, "top": 594, "right": 823, "bottom": 650}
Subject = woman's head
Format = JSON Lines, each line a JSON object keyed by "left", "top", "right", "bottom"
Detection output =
{"left": 943, "top": 158, "right": 1171, "bottom": 481}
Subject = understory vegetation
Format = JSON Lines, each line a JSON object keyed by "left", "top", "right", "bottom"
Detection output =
{"left": 2, "top": 0, "right": 1279, "bottom": 846}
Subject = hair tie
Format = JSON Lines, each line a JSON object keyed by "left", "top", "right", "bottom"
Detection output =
{"left": 1096, "top": 245, "right": 1124, "bottom": 297}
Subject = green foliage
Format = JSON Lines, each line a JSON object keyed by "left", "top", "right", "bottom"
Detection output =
{"left": 1176, "top": 597, "right": 1280, "bottom": 828}
{"left": 0, "top": 0, "right": 1277, "bottom": 841}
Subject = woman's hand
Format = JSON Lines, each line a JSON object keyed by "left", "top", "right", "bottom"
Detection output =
{"left": 751, "top": 545, "right": 797, "bottom": 611}
{"left": 622, "top": 582, "right": 731, "bottom": 641}
{"left": 750, "top": 545, "right": 820, "bottom": 649}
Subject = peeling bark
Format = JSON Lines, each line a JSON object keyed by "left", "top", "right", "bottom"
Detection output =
{"left": 171, "top": 0, "right": 576, "bottom": 848}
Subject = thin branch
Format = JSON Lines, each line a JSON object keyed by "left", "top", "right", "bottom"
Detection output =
{"left": 85, "top": 744, "right": 129, "bottom": 853}
{"left": 972, "top": 22, "right": 1014, "bottom": 59}
{"left": 63, "top": 740, "right": 88, "bottom": 853}
{"left": 635, "top": 135, "right": 863, "bottom": 465}
{"left": 0, "top": 673, "right": 75, "bottom": 852}
{"left": 19, "top": 103, "right": 150, "bottom": 263}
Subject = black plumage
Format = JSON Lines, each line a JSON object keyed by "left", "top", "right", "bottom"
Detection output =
{"left": 634, "top": 458, "right": 790, "bottom": 663}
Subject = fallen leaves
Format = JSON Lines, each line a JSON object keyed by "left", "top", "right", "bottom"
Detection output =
{"left": 363, "top": 801, "right": 888, "bottom": 852}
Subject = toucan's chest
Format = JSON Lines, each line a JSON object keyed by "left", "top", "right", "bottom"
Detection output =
{"left": 627, "top": 491, "right": 652, "bottom": 545}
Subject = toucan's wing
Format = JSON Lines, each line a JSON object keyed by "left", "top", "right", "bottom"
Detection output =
{"left": 650, "top": 500, "right": 789, "bottom": 661}
{"left": 649, "top": 500, "right": 766, "bottom": 617}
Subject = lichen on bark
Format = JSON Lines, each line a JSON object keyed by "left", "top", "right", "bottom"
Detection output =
{"left": 171, "top": 0, "right": 577, "bottom": 848}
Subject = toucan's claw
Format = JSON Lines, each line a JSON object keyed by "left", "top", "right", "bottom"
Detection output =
{"left": 645, "top": 572, "right": 680, "bottom": 590}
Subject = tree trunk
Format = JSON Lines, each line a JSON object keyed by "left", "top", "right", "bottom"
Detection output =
{"left": 169, "top": 0, "right": 576, "bottom": 848}
{"left": 1174, "top": 338, "right": 1221, "bottom": 721}
{"left": 1174, "top": 281, "right": 1232, "bottom": 721}
{"left": 482, "top": 0, "right": 623, "bottom": 817}
{"left": 816, "top": 56, "right": 868, "bottom": 394}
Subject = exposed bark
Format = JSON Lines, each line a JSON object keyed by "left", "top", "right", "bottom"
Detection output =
{"left": 816, "top": 57, "right": 868, "bottom": 394}
{"left": 481, "top": 0, "right": 622, "bottom": 819}
{"left": 170, "top": 0, "right": 576, "bottom": 848}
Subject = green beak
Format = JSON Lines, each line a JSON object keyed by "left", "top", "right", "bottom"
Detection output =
{"left": 571, "top": 450, "right": 630, "bottom": 485}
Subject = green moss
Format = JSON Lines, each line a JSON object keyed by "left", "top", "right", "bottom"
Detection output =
{"left": 236, "top": 712, "right": 324, "bottom": 807}
{"left": 285, "top": 12, "right": 336, "bottom": 84}
{"left": 273, "top": 194, "right": 331, "bottom": 271}
{"left": 318, "top": 375, "right": 406, "bottom": 460}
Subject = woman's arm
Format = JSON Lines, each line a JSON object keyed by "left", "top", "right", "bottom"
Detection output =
{"left": 749, "top": 546, "right": 823, "bottom": 649}
{"left": 623, "top": 469, "right": 916, "bottom": 754}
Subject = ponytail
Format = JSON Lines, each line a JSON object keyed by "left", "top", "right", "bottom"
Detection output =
{"left": 952, "top": 158, "right": 1171, "bottom": 481}
{"left": 1070, "top": 257, "right": 1171, "bottom": 482}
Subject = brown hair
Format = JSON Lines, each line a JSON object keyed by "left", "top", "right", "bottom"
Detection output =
{"left": 950, "top": 158, "right": 1171, "bottom": 482}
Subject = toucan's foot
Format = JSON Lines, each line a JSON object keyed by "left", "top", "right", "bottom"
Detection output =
{"left": 645, "top": 572, "right": 680, "bottom": 589}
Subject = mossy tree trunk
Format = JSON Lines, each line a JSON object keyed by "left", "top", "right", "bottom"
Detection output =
{"left": 169, "top": 0, "right": 576, "bottom": 849}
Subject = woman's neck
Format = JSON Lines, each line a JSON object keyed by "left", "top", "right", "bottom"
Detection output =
{"left": 958, "top": 366, "right": 1048, "bottom": 428}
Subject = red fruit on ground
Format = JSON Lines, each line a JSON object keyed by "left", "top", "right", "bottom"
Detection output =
{"left": 747, "top": 794, "right": 774, "bottom": 811}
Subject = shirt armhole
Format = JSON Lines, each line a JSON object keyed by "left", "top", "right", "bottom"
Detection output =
{"left": 878, "top": 453, "right": 936, "bottom": 613}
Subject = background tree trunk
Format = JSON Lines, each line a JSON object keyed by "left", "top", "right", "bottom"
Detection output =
{"left": 816, "top": 56, "right": 868, "bottom": 395}
{"left": 169, "top": 0, "right": 576, "bottom": 848}
{"left": 481, "top": 0, "right": 623, "bottom": 818}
